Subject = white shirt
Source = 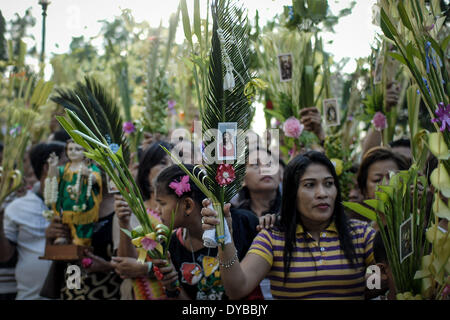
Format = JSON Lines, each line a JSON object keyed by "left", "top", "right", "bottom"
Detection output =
{"left": 3, "top": 190, "right": 52, "bottom": 300}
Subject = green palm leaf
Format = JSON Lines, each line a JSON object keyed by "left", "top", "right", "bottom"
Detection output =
{"left": 51, "top": 76, "right": 130, "bottom": 165}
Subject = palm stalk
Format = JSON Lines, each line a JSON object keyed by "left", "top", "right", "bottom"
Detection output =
{"left": 169, "top": 0, "right": 252, "bottom": 246}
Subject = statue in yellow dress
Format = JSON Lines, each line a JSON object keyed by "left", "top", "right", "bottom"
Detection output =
{"left": 46, "top": 140, "right": 102, "bottom": 246}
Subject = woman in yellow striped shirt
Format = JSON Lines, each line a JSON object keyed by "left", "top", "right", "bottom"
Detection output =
{"left": 201, "top": 151, "right": 376, "bottom": 300}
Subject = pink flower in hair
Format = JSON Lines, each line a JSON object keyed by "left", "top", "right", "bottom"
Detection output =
{"left": 169, "top": 175, "right": 191, "bottom": 197}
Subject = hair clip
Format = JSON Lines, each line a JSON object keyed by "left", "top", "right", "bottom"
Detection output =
{"left": 169, "top": 175, "right": 191, "bottom": 197}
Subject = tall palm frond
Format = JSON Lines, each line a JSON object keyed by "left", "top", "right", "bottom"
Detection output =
{"left": 202, "top": 0, "right": 252, "bottom": 203}
{"left": 51, "top": 76, "right": 130, "bottom": 164}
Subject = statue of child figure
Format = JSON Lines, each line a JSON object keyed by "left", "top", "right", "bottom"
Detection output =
{"left": 45, "top": 139, "right": 102, "bottom": 247}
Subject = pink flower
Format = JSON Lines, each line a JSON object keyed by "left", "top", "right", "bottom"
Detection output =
{"left": 442, "top": 284, "right": 450, "bottom": 299}
{"left": 81, "top": 258, "right": 93, "bottom": 268}
{"left": 216, "top": 164, "right": 236, "bottom": 187}
{"left": 169, "top": 175, "right": 191, "bottom": 197}
{"left": 372, "top": 112, "right": 387, "bottom": 131}
{"left": 283, "top": 117, "right": 304, "bottom": 138}
{"left": 141, "top": 237, "right": 158, "bottom": 251}
{"left": 123, "top": 121, "right": 136, "bottom": 134}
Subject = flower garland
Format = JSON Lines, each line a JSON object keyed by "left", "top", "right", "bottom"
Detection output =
{"left": 44, "top": 176, "right": 58, "bottom": 207}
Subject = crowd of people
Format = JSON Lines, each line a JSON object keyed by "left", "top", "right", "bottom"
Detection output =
{"left": 1, "top": 90, "right": 446, "bottom": 301}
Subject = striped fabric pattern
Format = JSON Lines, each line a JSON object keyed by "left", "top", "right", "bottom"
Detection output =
{"left": 247, "top": 219, "right": 376, "bottom": 300}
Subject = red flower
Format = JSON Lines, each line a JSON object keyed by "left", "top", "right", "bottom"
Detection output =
{"left": 266, "top": 100, "right": 273, "bottom": 110}
{"left": 215, "top": 164, "right": 236, "bottom": 187}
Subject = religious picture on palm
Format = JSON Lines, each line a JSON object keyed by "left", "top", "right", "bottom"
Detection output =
{"left": 399, "top": 216, "right": 413, "bottom": 263}
{"left": 323, "top": 98, "right": 340, "bottom": 127}
{"left": 217, "top": 122, "right": 237, "bottom": 161}
{"left": 278, "top": 53, "right": 293, "bottom": 82}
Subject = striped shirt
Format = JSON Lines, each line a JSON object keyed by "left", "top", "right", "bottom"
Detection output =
{"left": 247, "top": 219, "right": 376, "bottom": 300}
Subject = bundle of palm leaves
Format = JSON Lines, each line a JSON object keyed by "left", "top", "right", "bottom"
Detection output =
{"left": 164, "top": 0, "right": 252, "bottom": 246}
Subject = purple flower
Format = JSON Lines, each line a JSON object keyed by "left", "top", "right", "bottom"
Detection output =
{"left": 123, "top": 121, "right": 135, "bottom": 134}
{"left": 431, "top": 102, "right": 450, "bottom": 132}
{"left": 141, "top": 237, "right": 158, "bottom": 251}
{"left": 9, "top": 124, "right": 21, "bottom": 137}
{"left": 425, "top": 24, "right": 435, "bottom": 31}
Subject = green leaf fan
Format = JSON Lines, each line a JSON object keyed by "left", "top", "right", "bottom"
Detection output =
{"left": 51, "top": 76, "right": 130, "bottom": 165}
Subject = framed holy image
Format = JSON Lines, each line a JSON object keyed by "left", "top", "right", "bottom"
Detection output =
{"left": 399, "top": 216, "right": 413, "bottom": 263}
{"left": 278, "top": 53, "right": 293, "bottom": 82}
{"left": 217, "top": 122, "right": 237, "bottom": 161}
{"left": 323, "top": 98, "right": 340, "bottom": 127}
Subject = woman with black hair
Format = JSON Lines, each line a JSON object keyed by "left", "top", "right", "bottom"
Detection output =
{"left": 201, "top": 151, "right": 376, "bottom": 299}
{"left": 357, "top": 147, "right": 409, "bottom": 202}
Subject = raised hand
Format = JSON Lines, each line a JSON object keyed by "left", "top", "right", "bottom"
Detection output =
{"left": 114, "top": 194, "right": 132, "bottom": 228}
{"left": 299, "top": 107, "right": 325, "bottom": 142}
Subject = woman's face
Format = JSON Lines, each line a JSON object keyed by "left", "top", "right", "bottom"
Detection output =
{"left": 348, "top": 176, "right": 364, "bottom": 204}
{"left": 67, "top": 142, "right": 84, "bottom": 162}
{"left": 245, "top": 150, "right": 280, "bottom": 193}
{"left": 148, "top": 156, "right": 172, "bottom": 197}
{"left": 296, "top": 163, "right": 337, "bottom": 225}
{"left": 365, "top": 160, "right": 399, "bottom": 199}
{"left": 223, "top": 132, "right": 232, "bottom": 144}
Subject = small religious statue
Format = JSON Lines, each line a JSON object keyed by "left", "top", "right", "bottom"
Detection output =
{"left": 45, "top": 140, "right": 102, "bottom": 248}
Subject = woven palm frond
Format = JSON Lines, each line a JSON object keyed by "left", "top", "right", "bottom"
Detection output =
{"left": 202, "top": 0, "right": 252, "bottom": 203}
{"left": 51, "top": 76, "right": 130, "bottom": 164}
